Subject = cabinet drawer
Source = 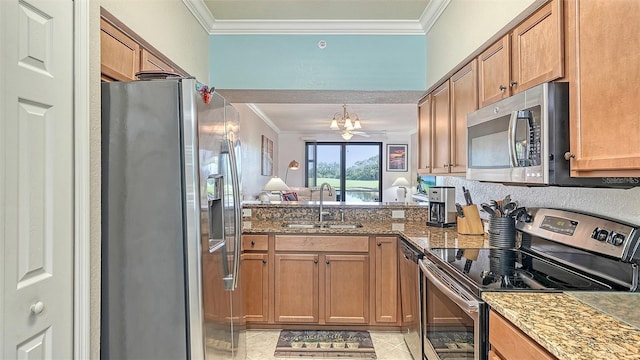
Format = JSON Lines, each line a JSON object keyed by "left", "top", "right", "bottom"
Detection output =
{"left": 275, "top": 235, "right": 369, "bottom": 252}
{"left": 242, "top": 234, "right": 268, "bottom": 251}
{"left": 489, "top": 310, "right": 556, "bottom": 360}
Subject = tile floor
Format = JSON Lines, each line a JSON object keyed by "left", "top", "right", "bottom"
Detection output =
{"left": 245, "top": 329, "right": 415, "bottom": 360}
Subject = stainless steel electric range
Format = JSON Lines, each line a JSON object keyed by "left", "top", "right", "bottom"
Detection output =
{"left": 419, "top": 208, "right": 640, "bottom": 360}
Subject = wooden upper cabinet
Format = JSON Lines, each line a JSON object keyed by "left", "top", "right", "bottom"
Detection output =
{"left": 478, "top": 35, "right": 511, "bottom": 107}
{"left": 417, "top": 95, "right": 433, "bottom": 174}
{"left": 565, "top": 0, "right": 640, "bottom": 176}
{"left": 478, "top": 0, "right": 563, "bottom": 107}
{"left": 100, "top": 18, "right": 140, "bottom": 81}
{"left": 141, "top": 48, "right": 175, "bottom": 72}
{"left": 450, "top": 60, "right": 478, "bottom": 174}
{"left": 431, "top": 81, "right": 452, "bottom": 174}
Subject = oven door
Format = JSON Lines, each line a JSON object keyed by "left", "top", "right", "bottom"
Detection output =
{"left": 419, "top": 259, "right": 487, "bottom": 360}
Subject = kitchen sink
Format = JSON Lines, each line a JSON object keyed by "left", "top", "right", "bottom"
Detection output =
{"left": 281, "top": 222, "right": 363, "bottom": 229}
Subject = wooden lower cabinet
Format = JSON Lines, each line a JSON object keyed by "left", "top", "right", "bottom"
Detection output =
{"left": 324, "top": 254, "right": 369, "bottom": 324}
{"left": 489, "top": 310, "right": 557, "bottom": 360}
{"left": 241, "top": 252, "right": 269, "bottom": 323}
{"left": 274, "top": 253, "right": 320, "bottom": 323}
{"left": 374, "top": 236, "right": 398, "bottom": 324}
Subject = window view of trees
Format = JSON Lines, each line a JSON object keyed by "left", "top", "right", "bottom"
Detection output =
{"left": 307, "top": 143, "right": 381, "bottom": 202}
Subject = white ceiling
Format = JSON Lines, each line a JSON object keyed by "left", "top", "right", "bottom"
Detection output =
{"left": 196, "top": 0, "right": 437, "bottom": 136}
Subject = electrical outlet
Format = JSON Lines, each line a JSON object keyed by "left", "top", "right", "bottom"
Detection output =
{"left": 392, "top": 210, "right": 405, "bottom": 219}
{"left": 391, "top": 223, "right": 405, "bottom": 231}
{"left": 242, "top": 208, "right": 252, "bottom": 217}
{"left": 243, "top": 221, "right": 252, "bottom": 229}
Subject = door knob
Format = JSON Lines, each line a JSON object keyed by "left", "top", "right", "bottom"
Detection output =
{"left": 30, "top": 301, "right": 45, "bottom": 315}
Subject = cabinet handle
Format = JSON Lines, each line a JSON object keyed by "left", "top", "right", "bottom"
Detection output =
{"left": 377, "top": 242, "right": 382, "bottom": 246}
{"left": 250, "top": 241, "right": 255, "bottom": 247}
{"left": 499, "top": 85, "right": 507, "bottom": 91}
{"left": 326, "top": 260, "right": 330, "bottom": 264}
{"left": 510, "top": 81, "right": 518, "bottom": 87}
{"left": 564, "top": 152, "right": 576, "bottom": 160}
{"left": 314, "top": 259, "right": 318, "bottom": 264}
{"left": 262, "top": 259, "right": 267, "bottom": 264}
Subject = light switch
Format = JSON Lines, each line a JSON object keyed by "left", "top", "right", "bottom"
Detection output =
{"left": 392, "top": 210, "right": 405, "bottom": 219}
{"left": 242, "top": 208, "right": 252, "bottom": 217}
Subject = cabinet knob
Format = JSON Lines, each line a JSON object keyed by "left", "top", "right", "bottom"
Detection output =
{"left": 250, "top": 241, "right": 255, "bottom": 247}
{"left": 377, "top": 242, "right": 382, "bottom": 246}
{"left": 314, "top": 259, "right": 318, "bottom": 264}
{"left": 444, "top": 164, "right": 449, "bottom": 168}
{"left": 326, "top": 260, "right": 330, "bottom": 264}
{"left": 564, "top": 152, "right": 576, "bottom": 160}
{"left": 30, "top": 301, "right": 45, "bottom": 315}
{"left": 262, "top": 259, "right": 267, "bottom": 264}
{"left": 510, "top": 81, "right": 518, "bottom": 87}
{"left": 499, "top": 85, "right": 507, "bottom": 91}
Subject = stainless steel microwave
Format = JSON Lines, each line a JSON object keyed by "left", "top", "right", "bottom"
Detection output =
{"left": 466, "top": 82, "right": 639, "bottom": 188}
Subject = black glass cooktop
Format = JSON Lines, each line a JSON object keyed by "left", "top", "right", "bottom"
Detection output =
{"left": 427, "top": 247, "right": 625, "bottom": 296}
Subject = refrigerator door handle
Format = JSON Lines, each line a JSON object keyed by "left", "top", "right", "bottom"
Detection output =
{"left": 225, "top": 138, "right": 242, "bottom": 290}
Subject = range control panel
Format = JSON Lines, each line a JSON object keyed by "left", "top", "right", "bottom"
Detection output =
{"left": 517, "top": 208, "right": 640, "bottom": 262}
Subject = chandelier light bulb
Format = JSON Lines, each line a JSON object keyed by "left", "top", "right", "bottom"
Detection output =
{"left": 329, "top": 119, "right": 339, "bottom": 130}
{"left": 353, "top": 118, "right": 362, "bottom": 129}
{"left": 344, "top": 118, "right": 354, "bottom": 130}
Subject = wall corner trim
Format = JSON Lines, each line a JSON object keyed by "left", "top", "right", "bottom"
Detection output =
{"left": 420, "top": 0, "right": 452, "bottom": 34}
{"left": 182, "top": 0, "right": 216, "bottom": 33}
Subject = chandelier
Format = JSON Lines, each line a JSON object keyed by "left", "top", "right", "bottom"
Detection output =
{"left": 329, "top": 104, "right": 362, "bottom": 140}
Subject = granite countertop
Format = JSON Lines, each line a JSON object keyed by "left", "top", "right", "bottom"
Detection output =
{"left": 242, "top": 220, "right": 488, "bottom": 251}
{"left": 483, "top": 292, "right": 640, "bottom": 360}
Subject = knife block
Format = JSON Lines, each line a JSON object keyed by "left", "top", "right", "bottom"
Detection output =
{"left": 457, "top": 205, "right": 484, "bottom": 235}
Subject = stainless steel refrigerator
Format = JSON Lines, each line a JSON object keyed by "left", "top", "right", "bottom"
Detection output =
{"left": 101, "top": 77, "right": 245, "bottom": 360}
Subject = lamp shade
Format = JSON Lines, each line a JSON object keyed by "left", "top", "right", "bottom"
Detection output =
{"left": 263, "top": 177, "right": 290, "bottom": 191}
{"left": 392, "top": 177, "right": 410, "bottom": 187}
{"left": 288, "top": 160, "right": 299, "bottom": 170}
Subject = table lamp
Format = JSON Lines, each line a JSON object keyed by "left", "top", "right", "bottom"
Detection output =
{"left": 392, "top": 176, "right": 411, "bottom": 202}
{"left": 263, "top": 176, "right": 290, "bottom": 200}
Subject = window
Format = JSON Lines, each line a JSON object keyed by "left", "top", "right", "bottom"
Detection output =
{"left": 306, "top": 142, "right": 382, "bottom": 202}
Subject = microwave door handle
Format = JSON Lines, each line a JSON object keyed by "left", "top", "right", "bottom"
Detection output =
{"left": 507, "top": 110, "right": 518, "bottom": 167}
{"left": 419, "top": 260, "right": 479, "bottom": 315}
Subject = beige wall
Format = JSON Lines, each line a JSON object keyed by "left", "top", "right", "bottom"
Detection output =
{"left": 100, "top": 0, "right": 210, "bottom": 82}
{"left": 426, "top": 0, "right": 536, "bottom": 88}
{"left": 235, "top": 104, "right": 281, "bottom": 200}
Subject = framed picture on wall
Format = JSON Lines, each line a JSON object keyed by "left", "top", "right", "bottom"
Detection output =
{"left": 261, "top": 135, "right": 273, "bottom": 176}
{"left": 386, "top": 144, "right": 408, "bottom": 172}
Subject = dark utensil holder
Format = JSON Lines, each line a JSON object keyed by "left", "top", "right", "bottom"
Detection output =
{"left": 488, "top": 217, "right": 516, "bottom": 248}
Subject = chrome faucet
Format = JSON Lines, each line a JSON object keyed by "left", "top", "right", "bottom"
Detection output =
{"left": 318, "top": 182, "right": 333, "bottom": 223}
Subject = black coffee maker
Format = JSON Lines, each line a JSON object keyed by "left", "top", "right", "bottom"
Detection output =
{"left": 426, "top": 186, "right": 456, "bottom": 227}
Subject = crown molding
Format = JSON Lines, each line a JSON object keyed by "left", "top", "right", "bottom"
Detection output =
{"left": 420, "top": 0, "right": 451, "bottom": 34}
{"left": 246, "top": 103, "right": 281, "bottom": 133}
{"left": 184, "top": 0, "right": 450, "bottom": 35}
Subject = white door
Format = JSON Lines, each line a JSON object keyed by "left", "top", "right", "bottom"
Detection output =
{"left": 0, "top": 0, "right": 74, "bottom": 358}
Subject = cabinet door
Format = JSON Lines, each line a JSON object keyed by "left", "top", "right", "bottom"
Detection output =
{"left": 417, "top": 95, "right": 433, "bottom": 174}
{"left": 566, "top": 0, "right": 640, "bottom": 176}
{"left": 511, "top": 0, "right": 563, "bottom": 93}
{"left": 431, "top": 81, "right": 452, "bottom": 174}
{"left": 478, "top": 35, "right": 511, "bottom": 107}
{"left": 374, "top": 237, "right": 398, "bottom": 324}
{"left": 100, "top": 18, "right": 140, "bottom": 81}
{"left": 242, "top": 253, "right": 269, "bottom": 323}
{"left": 202, "top": 253, "right": 231, "bottom": 322}
{"left": 489, "top": 310, "right": 557, "bottom": 360}
{"left": 399, "top": 247, "right": 418, "bottom": 326}
{"left": 274, "top": 254, "right": 319, "bottom": 323}
{"left": 141, "top": 48, "right": 175, "bottom": 72}
{"left": 324, "top": 254, "right": 369, "bottom": 324}
{"left": 449, "top": 60, "right": 478, "bottom": 174}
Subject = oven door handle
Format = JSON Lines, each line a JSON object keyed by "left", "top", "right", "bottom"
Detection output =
{"left": 420, "top": 259, "right": 479, "bottom": 315}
